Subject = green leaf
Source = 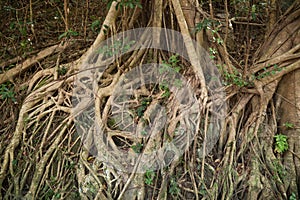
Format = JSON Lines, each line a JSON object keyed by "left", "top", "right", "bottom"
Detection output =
{"left": 12, "top": 159, "right": 18, "bottom": 166}
{"left": 58, "top": 32, "right": 68, "bottom": 40}
{"left": 137, "top": 105, "right": 146, "bottom": 117}
{"left": 274, "top": 134, "right": 289, "bottom": 153}
{"left": 169, "top": 178, "right": 180, "bottom": 196}
{"left": 131, "top": 143, "right": 143, "bottom": 153}
{"left": 0, "top": 83, "right": 16, "bottom": 102}
{"left": 141, "top": 130, "right": 147, "bottom": 136}
{"left": 69, "top": 29, "right": 79, "bottom": 36}
{"left": 251, "top": 4, "right": 257, "bottom": 20}
{"left": 174, "top": 79, "right": 182, "bottom": 88}
{"left": 145, "top": 169, "right": 155, "bottom": 185}
{"left": 174, "top": 66, "right": 181, "bottom": 73}
{"left": 289, "top": 192, "right": 297, "bottom": 200}
{"left": 283, "top": 122, "right": 294, "bottom": 128}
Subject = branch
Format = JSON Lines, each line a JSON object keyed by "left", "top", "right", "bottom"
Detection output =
{"left": 171, "top": 0, "right": 208, "bottom": 103}
{"left": 0, "top": 42, "right": 68, "bottom": 85}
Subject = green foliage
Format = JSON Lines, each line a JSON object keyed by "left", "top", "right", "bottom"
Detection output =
{"left": 8, "top": 20, "right": 34, "bottom": 53}
{"left": 283, "top": 122, "right": 294, "bottom": 129}
{"left": 98, "top": 38, "right": 135, "bottom": 57}
{"left": 42, "top": 184, "right": 55, "bottom": 199}
{"left": 223, "top": 69, "right": 249, "bottom": 87}
{"left": 159, "top": 64, "right": 172, "bottom": 74}
{"left": 214, "top": 37, "right": 223, "bottom": 44}
{"left": 104, "top": 0, "right": 142, "bottom": 9}
{"left": 141, "top": 130, "right": 147, "bottom": 136}
{"left": 58, "top": 29, "right": 79, "bottom": 40}
{"left": 9, "top": 20, "right": 30, "bottom": 36}
{"left": 159, "top": 54, "right": 181, "bottom": 73}
{"left": 144, "top": 169, "right": 155, "bottom": 185}
{"left": 254, "top": 64, "right": 282, "bottom": 80}
{"left": 108, "top": 118, "right": 116, "bottom": 128}
{"left": 85, "top": 181, "right": 97, "bottom": 196}
{"left": 36, "top": 77, "right": 51, "bottom": 89}
{"left": 230, "top": 1, "right": 265, "bottom": 19}
{"left": 274, "top": 134, "right": 289, "bottom": 154}
{"left": 136, "top": 105, "right": 146, "bottom": 117}
{"left": 131, "top": 142, "right": 143, "bottom": 153}
{"left": 168, "top": 54, "right": 181, "bottom": 69}
{"left": 65, "top": 161, "right": 75, "bottom": 169}
{"left": 136, "top": 97, "right": 152, "bottom": 117}
{"left": 289, "top": 192, "right": 297, "bottom": 200}
{"left": 158, "top": 54, "right": 182, "bottom": 98}
{"left": 174, "top": 79, "right": 182, "bottom": 88}
{"left": 57, "top": 66, "right": 68, "bottom": 76}
{"left": 0, "top": 82, "right": 16, "bottom": 102}
{"left": 272, "top": 159, "right": 287, "bottom": 179}
{"left": 251, "top": 4, "right": 257, "bottom": 20}
{"left": 91, "top": 19, "right": 101, "bottom": 33}
{"left": 163, "top": 54, "right": 181, "bottom": 71}
{"left": 195, "top": 18, "right": 220, "bottom": 32}
{"left": 199, "top": 183, "right": 208, "bottom": 196}
{"left": 12, "top": 159, "right": 18, "bottom": 167}
{"left": 20, "top": 40, "right": 29, "bottom": 49}
{"left": 209, "top": 47, "right": 217, "bottom": 59}
{"left": 196, "top": 19, "right": 223, "bottom": 45}
{"left": 169, "top": 177, "right": 180, "bottom": 196}
{"left": 41, "top": 183, "right": 61, "bottom": 199}
{"left": 159, "top": 81, "right": 171, "bottom": 98}
{"left": 116, "top": 0, "right": 142, "bottom": 9}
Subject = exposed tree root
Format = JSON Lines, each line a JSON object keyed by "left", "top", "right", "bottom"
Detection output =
{"left": 0, "top": 0, "right": 299, "bottom": 199}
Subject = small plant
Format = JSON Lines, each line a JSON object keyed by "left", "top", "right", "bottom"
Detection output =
{"left": 91, "top": 19, "right": 101, "bottom": 33}
{"left": 251, "top": 4, "right": 257, "bottom": 20}
{"left": 42, "top": 184, "right": 55, "bottom": 199}
{"left": 141, "top": 130, "right": 147, "bottom": 136}
{"left": 9, "top": 20, "right": 28, "bottom": 36}
{"left": 214, "top": 37, "right": 223, "bottom": 44}
{"left": 209, "top": 47, "right": 217, "bottom": 59}
{"left": 174, "top": 79, "right": 182, "bottom": 88}
{"left": 57, "top": 66, "right": 68, "bottom": 76}
{"left": 159, "top": 55, "right": 181, "bottom": 74}
{"left": 116, "top": 0, "right": 142, "bottom": 9}
{"left": 272, "top": 159, "right": 287, "bottom": 180}
{"left": 144, "top": 169, "right": 155, "bottom": 185}
{"left": 196, "top": 19, "right": 223, "bottom": 45}
{"left": 283, "top": 122, "right": 294, "bottom": 129}
{"left": 168, "top": 54, "right": 181, "bottom": 70}
{"left": 223, "top": 69, "right": 249, "bottom": 87}
{"left": 169, "top": 177, "right": 180, "bottom": 196}
{"left": 65, "top": 161, "right": 75, "bottom": 169}
{"left": 255, "top": 64, "right": 283, "bottom": 80}
{"left": 159, "top": 81, "right": 171, "bottom": 98}
{"left": 98, "top": 37, "right": 135, "bottom": 57}
{"left": 104, "top": 0, "right": 142, "bottom": 9}
{"left": 58, "top": 29, "right": 79, "bottom": 40}
{"left": 158, "top": 54, "right": 183, "bottom": 98}
{"left": 136, "top": 97, "right": 152, "bottom": 117}
{"left": 199, "top": 183, "right": 207, "bottom": 196}
{"left": 0, "top": 82, "right": 16, "bottom": 102}
{"left": 195, "top": 18, "right": 220, "bottom": 32}
{"left": 131, "top": 142, "right": 143, "bottom": 153}
{"left": 136, "top": 106, "right": 146, "bottom": 117}
{"left": 274, "top": 134, "right": 289, "bottom": 153}
{"left": 289, "top": 192, "right": 297, "bottom": 200}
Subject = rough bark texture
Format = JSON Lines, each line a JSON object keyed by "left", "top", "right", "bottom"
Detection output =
{"left": 0, "top": 0, "right": 299, "bottom": 199}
